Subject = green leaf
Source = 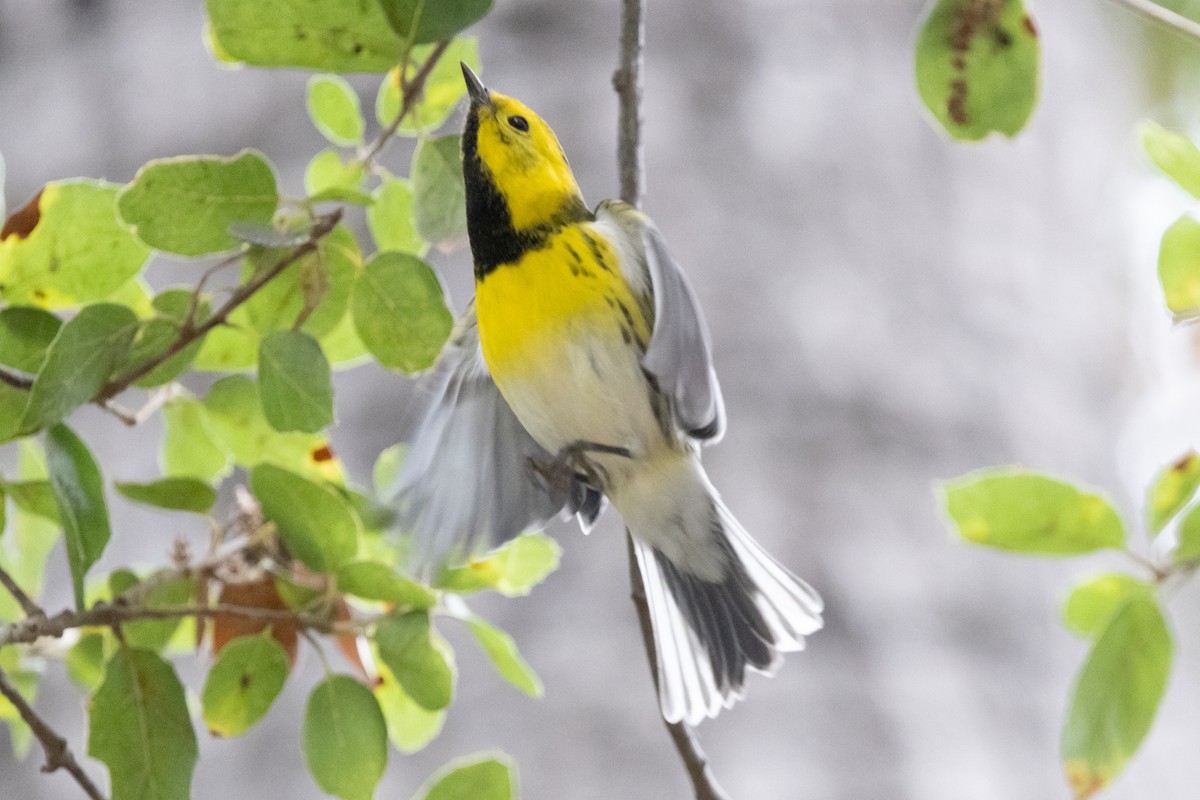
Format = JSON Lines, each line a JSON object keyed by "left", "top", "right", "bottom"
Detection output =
{"left": 367, "top": 178, "right": 423, "bottom": 253}
{"left": 117, "top": 150, "right": 279, "bottom": 256}
{"left": 252, "top": 464, "right": 357, "bottom": 572}
{"left": 88, "top": 648, "right": 198, "bottom": 800}
{"left": 437, "top": 532, "right": 561, "bottom": 596}
{"left": 117, "top": 574, "right": 194, "bottom": 652}
{"left": 352, "top": 252, "right": 453, "bottom": 373}
{"left": 376, "top": 611, "right": 454, "bottom": 710}
{"left": 914, "top": 0, "right": 1040, "bottom": 141}
{"left": 66, "top": 632, "right": 106, "bottom": 690}
{"left": 418, "top": 753, "right": 514, "bottom": 800}
{"left": 1, "top": 480, "right": 59, "bottom": 523}
{"left": 1146, "top": 451, "right": 1200, "bottom": 536}
{"left": 1140, "top": 120, "right": 1200, "bottom": 199}
{"left": 1173, "top": 502, "right": 1200, "bottom": 564}
{"left": 242, "top": 224, "right": 360, "bottom": 340}
{"left": 45, "top": 424, "right": 110, "bottom": 610}
{"left": 463, "top": 616, "right": 542, "bottom": 697}
{"left": 1157, "top": 214, "right": 1200, "bottom": 320}
{"left": 202, "top": 632, "right": 289, "bottom": 737}
{"left": 0, "top": 442, "right": 59, "bottom": 619}
{"left": 17, "top": 303, "right": 138, "bottom": 435}
{"left": 258, "top": 330, "right": 334, "bottom": 433}
{"left": 0, "top": 307, "right": 60, "bottom": 372}
{"left": 307, "top": 74, "right": 365, "bottom": 146}
{"left": 411, "top": 135, "right": 467, "bottom": 243}
{"left": 304, "top": 675, "right": 388, "bottom": 800}
{"left": 374, "top": 654, "right": 445, "bottom": 753}
{"left": 206, "top": 0, "right": 405, "bottom": 72}
{"left": 373, "top": 444, "right": 406, "bottom": 496}
{"left": 0, "top": 180, "right": 151, "bottom": 309}
{"left": 114, "top": 478, "right": 217, "bottom": 514}
{"left": 937, "top": 469, "right": 1125, "bottom": 555}
{"left": 304, "top": 149, "right": 367, "bottom": 199}
{"left": 1062, "top": 574, "right": 1153, "bottom": 639}
{"left": 203, "top": 376, "right": 344, "bottom": 484}
{"left": 0, "top": 150, "right": 5, "bottom": 220}
{"left": 1062, "top": 595, "right": 1172, "bottom": 798}
{"left": 338, "top": 561, "right": 436, "bottom": 609}
{"left": 379, "top": 0, "right": 492, "bottom": 44}
{"left": 376, "top": 39, "right": 480, "bottom": 135}
{"left": 160, "top": 395, "right": 230, "bottom": 481}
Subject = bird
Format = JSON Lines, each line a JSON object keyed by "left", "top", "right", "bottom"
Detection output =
{"left": 390, "top": 63, "right": 823, "bottom": 725}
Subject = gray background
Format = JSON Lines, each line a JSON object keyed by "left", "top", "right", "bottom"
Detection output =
{"left": 2, "top": 1, "right": 1199, "bottom": 798}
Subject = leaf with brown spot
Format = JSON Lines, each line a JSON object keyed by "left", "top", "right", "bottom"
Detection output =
{"left": 212, "top": 579, "right": 298, "bottom": 667}
{"left": 0, "top": 189, "right": 43, "bottom": 241}
{"left": 915, "top": 0, "right": 1040, "bottom": 141}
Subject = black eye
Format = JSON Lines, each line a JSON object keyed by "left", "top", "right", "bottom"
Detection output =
{"left": 507, "top": 115, "right": 529, "bottom": 132}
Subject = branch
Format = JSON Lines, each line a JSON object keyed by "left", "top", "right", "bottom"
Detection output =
{"left": 1107, "top": 0, "right": 1200, "bottom": 41}
{"left": 0, "top": 600, "right": 341, "bottom": 648}
{"left": 614, "top": 6, "right": 728, "bottom": 797}
{"left": 0, "top": 564, "right": 44, "bottom": 619}
{"left": 0, "top": 664, "right": 107, "bottom": 800}
{"left": 360, "top": 39, "right": 453, "bottom": 167}
{"left": 613, "top": 0, "right": 645, "bottom": 207}
{"left": 96, "top": 209, "right": 342, "bottom": 401}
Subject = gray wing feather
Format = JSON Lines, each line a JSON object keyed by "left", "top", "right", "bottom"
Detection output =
{"left": 599, "top": 202, "right": 726, "bottom": 442}
{"left": 389, "top": 304, "right": 579, "bottom": 566}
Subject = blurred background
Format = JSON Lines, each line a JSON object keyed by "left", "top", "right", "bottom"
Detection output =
{"left": 3, "top": 0, "right": 1200, "bottom": 798}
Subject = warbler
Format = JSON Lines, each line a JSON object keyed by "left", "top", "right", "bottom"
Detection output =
{"left": 392, "top": 63, "right": 823, "bottom": 725}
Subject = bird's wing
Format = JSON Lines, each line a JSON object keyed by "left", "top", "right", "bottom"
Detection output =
{"left": 596, "top": 201, "right": 726, "bottom": 443}
{"left": 389, "top": 303, "right": 586, "bottom": 566}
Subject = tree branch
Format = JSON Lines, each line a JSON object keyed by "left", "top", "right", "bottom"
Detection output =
{"left": 613, "top": 3, "right": 729, "bottom": 797}
{"left": 0, "top": 600, "right": 342, "bottom": 649}
{"left": 360, "top": 39, "right": 453, "bottom": 167}
{"left": 1106, "top": 0, "right": 1200, "bottom": 41}
{"left": 0, "top": 564, "right": 44, "bottom": 619}
{"left": 0, "top": 664, "right": 107, "bottom": 800}
{"left": 96, "top": 209, "right": 343, "bottom": 401}
{"left": 614, "top": 0, "right": 645, "bottom": 207}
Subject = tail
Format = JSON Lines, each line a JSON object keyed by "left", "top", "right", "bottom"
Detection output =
{"left": 618, "top": 457, "right": 823, "bottom": 725}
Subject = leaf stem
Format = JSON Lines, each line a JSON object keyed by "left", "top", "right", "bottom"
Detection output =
{"left": 0, "top": 664, "right": 108, "bottom": 800}
{"left": 1106, "top": 0, "right": 1200, "bottom": 40}
{"left": 359, "top": 38, "right": 453, "bottom": 168}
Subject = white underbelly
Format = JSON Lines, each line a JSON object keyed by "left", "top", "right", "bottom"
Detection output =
{"left": 492, "top": 328, "right": 670, "bottom": 477}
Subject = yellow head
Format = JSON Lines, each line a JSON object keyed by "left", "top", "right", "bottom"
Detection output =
{"left": 460, "top": 64, "right": 590, "bottom": 277}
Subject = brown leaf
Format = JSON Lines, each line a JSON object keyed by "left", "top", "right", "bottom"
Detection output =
{"left": 1, "top": 188, "right": 44, "bottom": 241}
{"left": 212, "top": 579, "right": 298, "bottom": 667}
{"left": 334, "top": 599, "right": 377, "bottom": 685}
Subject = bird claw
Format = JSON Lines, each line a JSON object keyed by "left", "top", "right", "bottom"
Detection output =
{"left": 528, "top": 439, "right": 632, "bottom": 493}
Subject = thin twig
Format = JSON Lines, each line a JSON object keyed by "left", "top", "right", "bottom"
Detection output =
{"left": 1106, "top": 0, "right": 1200, "bottom": 40}
{"left": 614, "top": 0, "right": 645, "bottom": 207}
{"left": 626, "top": 537, "right": 731, "bottom": 800}
{"left": 0, "top": 564, "right": 44, "bottom": 619}
{"left": 96, "top": 209, "right": 342, "bottom": 401}
{"left": 0, "top": 664, "right": 107, "bottom": 800}
{"left": 359, "top": 39, "right": 453, "bottom": 167}
{"left": 614, "top": 4, "right": 729, "bottom": 796}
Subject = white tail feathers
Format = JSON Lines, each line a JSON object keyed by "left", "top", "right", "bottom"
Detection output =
{"left": 629, "top": 478, "right": 823, "bottom": 726}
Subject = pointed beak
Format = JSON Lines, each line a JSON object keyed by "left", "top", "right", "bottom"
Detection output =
{"left": 461, "top": 62, "right": 492, "bottom": 108}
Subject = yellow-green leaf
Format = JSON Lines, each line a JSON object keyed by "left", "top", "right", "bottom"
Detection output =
{"left": 304, "top": 675, "right": 388, "bottom": 800}
{"left": 45, "top": 424, "right": 111, "bottom": 610}
{"left": 1158, "top": 214, "right": 1200, "bottom": 320}
{"left": 1062, "top": 574, "right": 1152, "bottom": 639}
{"left": 914, "top": 0, "right": 1040, "bottom": 141}
{"left": 351, "top": 252, "right": 452, "bottom": 373}
{"left": 1140, "top": 120, "right": 1200, "bottom": 199}
{"left": 202, "top": 632, "right": 289, "bottom": 737}
{"left": 376, "top": 611, "right": 454, "bottom": 711}
{"left": 937, "top": 469, "right": 1125, "bottom": 555}
{"left": 1146, "top": 451, "right": 1200, "bottom": 536}
{"left": 417, "top": 753, "right": 514, "bottom": 800}
{"left": 1062, "top": 595, "right": 1172, "bottom": 798}
{"left": 307, "top": 74, "right": 364, "bottom": 146}
{"left": 258, "top": 330, "right": 334, "bottom": 433}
